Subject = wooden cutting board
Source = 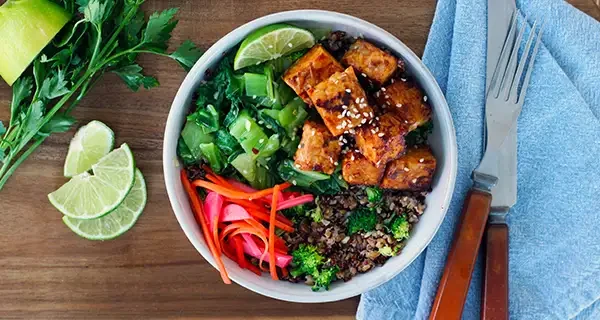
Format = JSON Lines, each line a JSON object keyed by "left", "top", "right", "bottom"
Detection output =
{"left": 1, "top": 1, "right": 598, "bottom": 319}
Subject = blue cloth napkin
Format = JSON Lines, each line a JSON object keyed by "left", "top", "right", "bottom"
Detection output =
{"left": 357, "top": 0, "right": 600, "bottom": 319}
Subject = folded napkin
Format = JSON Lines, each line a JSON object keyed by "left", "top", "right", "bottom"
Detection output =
{"left": 358, "top": 0, "right": 600, "bottom": 319}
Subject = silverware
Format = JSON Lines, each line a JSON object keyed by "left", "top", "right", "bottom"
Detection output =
{"left": 483, "top": 0, "right": 516, "bottom": 318}
{"left": 429, "top": 14, "right": 544, "bottom": 320}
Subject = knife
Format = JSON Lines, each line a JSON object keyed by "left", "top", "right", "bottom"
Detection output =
{"left": 483, "top": 1, "right": 516, "bottom": 319}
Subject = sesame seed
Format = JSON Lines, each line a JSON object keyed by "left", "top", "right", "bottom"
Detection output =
{"left": 375, "top": 117, "right": 380, "bottom": 121}
{"left": 412, "top": 179, "right": 417, "bottom": 183}
{"left": 349, "top": 129, "right": 355, "bottom": 134}
{"left": 336, "top": 125, "right": 342, "bottom": 129}
{"left": 265, "top": 165, "right": 269, "bottom": 169}
{"left": 424, "top": 95, "right": 428, "bottom": 102}
{"left": 376, "top": 92, "right": 381, "bottom": 97}
{"left": 258, "top": 120, "right": 264, "bottom": 125}
{"left": 391, "top": 79, "right": 395, "bottom": 83}
{"left": 419, "top": 158, "right": 425, "bottom": 163}
{"left": 337, "top": 114, "right": 344, "bottom": 119}
{"left": 369, "top": 112, "right": 374, "bottom": 117}
{"left": 404, "top": 120, "right": 409, "bottom": 123}
{"left": 381, "top": 87, "right": 386, "bottom": 92}
{"left": 334, "top": 162, "right": 338, "bottom": 165}
{"left": 345, "top": 89, "right": 351, "bottom": 93}
{"left": 376, "top": 160, "right": 381, "bottom": 166}
{"left": 342, "top": 138, "right": 347, "bottom": 143}
{"left": 378, "top": 133, "right": 384, "bottom": 137}
{"left": 252, "top": 95, "right": 257, "bottom": 99}
{"left": 339, "top": 136, "right": 344, "bottom": 141}
{"left": 266, "top": 125, "right": 272, "bottom": 129}
{"left": 258, "top": 138, "right": 265, "bottom": 143}
{"left": 361, "top": 119, "right": 367, "bottom": 124}
{"left": 360, "top": 97, "right": 365, "bottom": 103}
{"left": 404, "top": 167, "right": 410, "bottom": 172}
{"left": 361, "top": 73, "right": 367, "bottom": 77}
{"left": 401, "top": 78, "right": 407, "bottom": 82}
{"left": 342, "top": 105, "right": 348, "bottom": 110}
{"left": 374, "top": 127, "right": 379, "bottom": 133}
{"left": 355, "top": 97, "right": 360, "bottom": 103}
{"left": 341, "top": 110, "right": 347, "bottom": 117}
{"left": 268, "top": 45, "right": 273, "bottom": 48}
{"left": 295, "top": 164, "right": 301, "bottom": 168}
{"left": 396, "top": 103, "right": 403, "bottom": 108}
{"left": 311, "top": 130, "right": 315, "bottom": 136}
{"left": 243, "top": 170, "right": 248, "bottom": 174}
{"left": 351, "top": 154, "right": 355, "bottom": 160}
{"left": 255, "top": 62, "right": 261, "bottom": 65}
{"left": 292, "top": 180, "right": 297, "bottom": 185}
{"left": 329, "top": 156, "right": 334, "bottom": 163}
{"left": 362, "top": 112, "right": 368, "bottom": 117}
{"left": 288, "top": 43, "right": 293, "bottom": 48}
{"left": 386, "top": 101, "right": 391, "bottom": 105}
{"left": 339, "top": 141, "right": 344, "bottom": 146}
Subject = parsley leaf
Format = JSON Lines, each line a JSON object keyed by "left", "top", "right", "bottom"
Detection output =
{"left": 169, "top": 40, "right": 203, "bottom": 71}
{"left": 39, "top": 69, "right": 70, "bottom": 101}
{"left": 0, "top": 121, "right": 6, "bottom": 136}
{"left": 24, "top": 101, "right": 45, "bottom": 134}
{"left": 141, "top": 8, "right": 179, "bottom": 52}
{"left": 10, "top": 77, "right": 33, "bottom": 125}
{"left": 113, "top": 64, "right": 159, "bottom": 91}
{"left": 39, "top": 114, "right": 76, "bottom": 136}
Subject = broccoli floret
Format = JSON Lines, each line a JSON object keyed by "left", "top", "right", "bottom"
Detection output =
{"left": 378, "top": 246, "right": 395, "bottom": 257}
{"left": 312, "top": 266, "right": 340, "bottom": 291}
{"left": 365, "top": 187, "right": 383, "bottom": 203}
{"left": 388, "top": 215, "right": 410, "bottom": 240}
{"left": 290, "top": 244, "right": 324, "bottom": 277}
{"left": 347, "top": 208, "right": 377, "bottom": 235}
{"left": 307, "top": 205, "right": 323, "bottom": 222}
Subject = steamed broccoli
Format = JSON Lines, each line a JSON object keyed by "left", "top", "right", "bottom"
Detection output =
{"left": 307, "top": 205, "right": 323, "bottom": 223}
{"left": 365, "top": 187, "right": 383, "bottom": 203}
{"left": 290, "top": 244, "right": 324, "bottom": 277}
{"left": 347, "top": 208, "right": 377, "bottom": 235}
{"left": 378, "top": 246, "right": 395, "bottom": 257}
{"left": 388, "top": 215, "right": 410, "bottom": 240}
{"left": 312, "top": 266, "right": 340, "bottom": 291}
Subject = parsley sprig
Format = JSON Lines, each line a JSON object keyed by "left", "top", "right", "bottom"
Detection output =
{"left": 0, "top": 0, "right": 202, "bottom": 190}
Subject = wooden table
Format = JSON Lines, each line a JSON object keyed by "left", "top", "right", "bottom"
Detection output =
{"left": 1, "top": 1, "right": 598, "bottom": 319}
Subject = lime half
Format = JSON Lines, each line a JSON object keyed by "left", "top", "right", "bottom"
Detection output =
{"left": 64, "top": 120, "right": 115, "bottom": 177}
{"left": 62, "top": 169, "right": 147, "bottom": 240}
{"left": 49, "top": 143, "right": 135, "bottom": 219}
{"left": 234, "top": 24, "right": 315, "bottom": 70}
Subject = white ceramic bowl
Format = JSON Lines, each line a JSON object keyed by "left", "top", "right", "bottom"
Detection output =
{"left": 164, "top": 10, "right": 457, "bottom": 303}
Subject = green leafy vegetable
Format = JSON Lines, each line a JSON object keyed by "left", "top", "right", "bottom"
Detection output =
{"left": 277, "top": 159, "right": 346, "bottom": 195}
{"left": 188, "top": 104, "right": 219, "bottom": 133}
{"left": 406, "top": 121, "right": 433, "bottom": 146}
{"left": 177, "top": 137, "right": 196, "bottom": 166}
{"left": 347, "top": 208, "right": 377, "bottom": 235}
{"left": 312, "top": 266, "right": 339, "bottom": 291}
{"left": 366, "top": 187, "right": 383, "bottom": 203}
{"left": 290, "top": 244, "right": 339, "bottom": 291}
{"left": 387, "top": 215, "right": 410, "bottom": 240}
{"left": 0, "top": 1, "right": 202, "bottom": 190}
{"left": 214, "top": 129, "right": 242, "bottom": 155}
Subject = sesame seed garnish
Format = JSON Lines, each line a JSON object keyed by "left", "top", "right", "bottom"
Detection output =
{"left": 342, "top": 105, "right": 348, "bottom": 110}
{"left": 292, "top": 180, "right": 297, "bottom": 185}
{"left": 295, "top": 164, "right": 301, "bottom": 168}
{"left": 386, "top": 101, "right": 391, "bottom": 105}
{"left": 374, "top": 127, "right": 379, "bottom": 133}
{"left": 341, "top": 110, "right": 347, "bottom": 117}
{"left": 369, "top": 112, "right": 374, "bottom": 117}
{"left": 412, "top": 179, "right": 417, "bottom": 183}
{"left": 258, "top": 120, "right": 264, "bottom": 125}
{"left": 376, "top": 160, "right": 381, "bottom": 166}
{"left": 378, "top": 133, "right": 384, "bottom": 137}
{"left": 346, "top": 89, "right": 351, "bottom": 93}
{"left": 424, "top": 95, "right": 428, "bottom": 102}
{"left": 351, "top": 154, "right": 355, "bottom": 160}
{"left": 336, "top": 125, "right": 342, "bottom": 129}
{"left": 334, "top": 162, "right": 339, "bottom": 166}
{"left": 385, "top": 95, "right": 390, "bottom": 99}
{"left": 355, "top": 97, "right": 360, "bottom": 103}
{"left": 360, "top": 97, "right": 365, "bottom": 103}
{"left": 243, "top": 169, "right": 249, "bottom": 174}
{"left": 396, "top": 103, "right": 403, "bottom": 108}
{"left": 361, "top": 73, "right": 367, "bottom": 77}
{"left": 401, "top": 78, "right": 407, "bottom": 82}
{"left": 288, "top": 43, "right": 293, "bottom": 48}
{"left": 381, "top": 87, "right": 386, "bottom": 92}
{"left": 375, "top": 92, "right": 380, "bottom": 97}
{"left": 337, "top": 114, "right": 344, "bottom": 119}
{"left": 361, "top": 118, "right": 367, "bottom": 124}
{"left": 349, "top": 129, "right": 355, "bottom": 134}
{"left": 419, "top": 158, "right": 425, "bottom": 163}
{"left": 258, "top": 138, "right": 265, "bottom": 143}
{"left": 252, "top": 95, "right": 257, "bottom": 99}
{"left": 342, "top": 138, "right": 347, "bottom": 143}
{"left": 404, "top": 120, "right": 409, "bottom": 123}
{"left": 329, "top": 156, "right": 334, "bottom": 163}
{"left": 268, "top": 45, "right": 273, "bottom": 48}
{"left": 375, "top": 117, "right": 380, "bottom": 121}
{"left": 339, "top": 136, "right": 344, "bottom": 141}
{"left": 371, "top": 129, "right": 376, "bottom": 134}
{"left": 339, "top": 141, "right": 344, "bottom": 146}
{"left": 391, "top": 79, "right": 395, "bottom": 83}
{"left": 404, "top": 167, "right": 410, "bottom": 172}
{"left": 363, "top": 112, "right": 369, "bottom": 117}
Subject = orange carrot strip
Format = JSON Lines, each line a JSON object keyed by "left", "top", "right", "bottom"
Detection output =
{"left": 229, "top": 229, "right": 270, "bottom": 272}
{"left": 244, "top": 219, "right": 287, "bottom": 251}
{"left": 212, "top": 213, "right": 221, "bottom": 254}
{"left": 247, "top": 182, "right": 291, "bottom": 200}
{"left": 246, "top": 208, "right": 295, "bottom": 233}
{"left": 280, "top": 266, "right": 289, "bottom": 278}
{"left": 269, "top": 185, "right": 280, "bottom": 280}
{"left": 180, "top": 170, "right": 230, "bottom": 284}
{"left": 192, "top": 180, "right": 291, "bottom": 200}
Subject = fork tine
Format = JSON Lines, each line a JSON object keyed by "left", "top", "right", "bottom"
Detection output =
{"left": 500, "top": 16, "right": 527, "bottom": 101}
{"left": 509, "top": 19, "right": 539, "bottom": 103}
{"left": 490, "top": 11, "right": 518, "bottom": 99}
{"left": 518, "top": 19, "right": 546, "bottom": 104}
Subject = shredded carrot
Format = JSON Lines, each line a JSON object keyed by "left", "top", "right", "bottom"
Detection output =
{"left": 212, "top": 213, "right": 221, "bottom": 254}
{"left": 180, "top": 170, "right": 230, "bottom": 284}
{"left": 269, "top": 185, "right": 280, "bottom": 280}
{"left": 246, "top": 208, "right": 295, "bottom": 232}
{"left": 245, "top": 219, "right": 288, "bottom": 252}
{"left": 192, "top": 180, "right": 291, "bottom": 201}
{"left": 248, "top": 182, "right": 291, "bottom": 200}
{"left": 230, "top": 229, "right": 271, "bottom": 271}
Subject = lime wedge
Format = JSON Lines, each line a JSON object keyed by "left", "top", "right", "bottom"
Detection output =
{"left": 48, "top": 143, "right": 135, "bottom": 220}
{"left": 234, "top": 24, "right": 315, "bottom": 70}
{"left": 63, "top": 120, "right": 115, "bottom": 177}
{"left": 62, "top": 169, "right": 147, "bottom": 240}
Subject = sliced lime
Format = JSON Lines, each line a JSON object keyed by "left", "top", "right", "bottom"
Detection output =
{"left": 63, "top": 120, "right": 115, "bottom": 177}
{"left": 234, "top": 24, "right": 315, "bottom": 70}
{"left": 62, "top": 169, "right": 147, "bottom": 240}
{"left": 48, "top": 143, "right": 135, "bottom": 220}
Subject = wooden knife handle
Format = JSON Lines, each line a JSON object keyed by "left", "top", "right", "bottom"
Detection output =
{"left": 482, "top": 223, "right": 509, "bottom": 320}
{"left": 429, "top": 189, "right": 492, "bottom": 320}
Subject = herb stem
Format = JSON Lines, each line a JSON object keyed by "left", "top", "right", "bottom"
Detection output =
{"left": 0, "top": 137, "right": 46, "bottom": 190}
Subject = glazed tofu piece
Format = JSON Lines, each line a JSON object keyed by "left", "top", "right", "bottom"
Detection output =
{"left": 294, "top": 121, "right": 341, "bottom": 175}
{"left": 355, "top": 112, "right": 408, "bottom": 166}
{"left": 381, "top": 146, "right": 437, "bottom": 190}
{"left": 307, "top": 67, "right": 375, "bottom": 136}
{"left": 341, "top": 150, "right": 385, "bottom": 185}
{"left": 341, "top": 39, "right": 398, "bottom": 85}
{"left": 376, "top": 81, "right": 432, "bottom": 131}
{"left": 282, "top": 45, "right": 344, "bottom": 104}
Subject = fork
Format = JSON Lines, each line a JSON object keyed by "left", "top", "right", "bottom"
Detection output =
{"left": 429, "top": 16, "right": 545, "bottom": 320}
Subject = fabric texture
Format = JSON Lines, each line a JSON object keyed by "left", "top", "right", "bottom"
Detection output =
{"left": 357, "top": 0, "right": 600, "bottom": 319}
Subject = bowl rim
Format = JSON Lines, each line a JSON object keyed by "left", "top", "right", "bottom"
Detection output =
{"left": 163, "top": 9, "right": 457, "bottom": 303}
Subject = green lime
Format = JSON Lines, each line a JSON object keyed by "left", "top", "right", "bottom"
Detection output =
{"left": 234, "top": 24, "right": 315, "bottom": 70}
{"left": 62, "top": 169, "right": 147, "bottom": 240}
{"left": 48, "top": 143, "right": 135, "bottom": 220}
{"left": 63, "top": 120, "right": 115, "bottom": 177}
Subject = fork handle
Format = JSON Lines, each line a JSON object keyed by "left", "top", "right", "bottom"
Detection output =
{"left": 429, "top": 189, "right": 491, "bottom": 320}
{"left": 482, "top": 223, "right": 509, "bottom": 320}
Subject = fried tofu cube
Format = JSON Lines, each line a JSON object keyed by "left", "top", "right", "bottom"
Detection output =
{"left": 341, "top": 39, "right": 398, "bottom": 85}
{"left": 294, "top": 121, "right": 341, "bottom": 175}
{"left": 342, "top": 150, "right": 385, "bottom": 185}
{"left": 307, "top": 67, "right": 375, "bottom": 136}
{"left": 381, "top": 146, "right": 437, "bottom": 190}
{"left": 282, "top": 45, "right": 344, "bottom": 104}
{"left": 376, "top": 81, "right": 432, "bottom": 131}
{"left": 355, "top": 112, "right": 408, "bottom": 166}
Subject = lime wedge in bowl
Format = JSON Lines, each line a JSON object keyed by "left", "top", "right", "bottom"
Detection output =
{"left": 49, "top": 143, "right": 135, "bottom": 220}
{"left": 62, "top": 169, "right": 147, "bottom": 240}
{"left": 234, "top": 24, "right": 315, "bottom": 70}
{"left": 64, "top": 120, "right": 115, "bottom": 177}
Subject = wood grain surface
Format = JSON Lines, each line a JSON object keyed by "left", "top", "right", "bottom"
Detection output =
{"left": 0, "top": 1, "right": 598, "bottom": 319}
